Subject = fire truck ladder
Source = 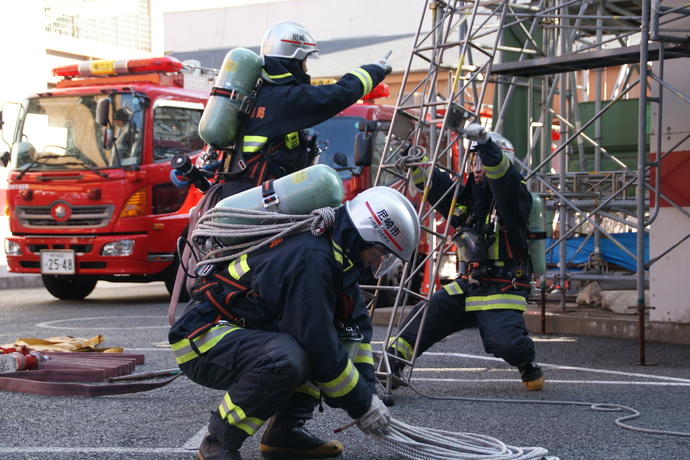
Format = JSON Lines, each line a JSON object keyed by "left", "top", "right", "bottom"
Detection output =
{"left": 368, "top": 0, "right": 690, "bottom": 402}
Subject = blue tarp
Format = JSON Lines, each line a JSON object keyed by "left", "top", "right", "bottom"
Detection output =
{"left": 545, "top": 232, "right": 648, "bottom": 272}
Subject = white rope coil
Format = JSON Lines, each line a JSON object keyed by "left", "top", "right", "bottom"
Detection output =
{"left": 372, "top": 418, "right": 550, "bottom": 460}
{"left": 190, "top": 206, "right": 336, "bottom": 267}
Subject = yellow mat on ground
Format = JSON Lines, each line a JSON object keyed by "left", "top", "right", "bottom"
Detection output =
{"left": 2, "top": 335, "right": 123, "bottom": 353}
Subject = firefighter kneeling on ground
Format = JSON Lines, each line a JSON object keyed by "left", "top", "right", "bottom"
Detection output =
{"left": 388, "top": 123, "right": 545, "bottom": 391}
{"left": 169, "top": 187, "right": 421, "bottom": 460}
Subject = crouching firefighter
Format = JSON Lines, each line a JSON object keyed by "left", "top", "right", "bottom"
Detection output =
{"left": 388, "top": 123, "right": 545, "bottom": 392}
{"left": 169, "top": 186, "right": 421, "bottom": 460}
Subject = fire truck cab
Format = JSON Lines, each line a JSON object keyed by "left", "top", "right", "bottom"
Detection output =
{"left": 1, "top": 57, "right": 211, "bottom": 300}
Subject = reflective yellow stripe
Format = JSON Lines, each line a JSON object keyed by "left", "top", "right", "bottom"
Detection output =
{"left": 171, "top": 324, "right": 241, "bottom": 364}
{"left": 317, "top": 360, "right": 359, "bottom": 398}
{"left": 484, "top": 154, "right": 510, "bottom": 179}
{"left": 295, "top": 381, "right": 321, "bottom": 399}
{"left": 242, "top": 135, "right": 268, "bottom": 153}
{"left": 219, "top": 393, "right": 265, "bottom": 436}
{"left": 349, "top": 67, "right": 373, "bottom": 94}
{"left": 389, "top": 337, "right": 413, "bottom": 361}
{"left": 411, "top": 167, "right": 426, "bottom": 185}
{"left": 267, "top": 72, "right": 292, "bottom": 80}
{"left": 228, "top": 254, "right": 250, "bottom": 280}
{"left": 354, "top": 343, "right": 374, "bottom": 366}
{"left": 411, "top": 155, "right": 429, "bottom": 185}
{"left": 454, "top": 204, "right": 468, "bottom": 217}
{"left": 443, "top": 281, "right": 464, "bottom": 296}
{"left": 465, "top": 294, "right": 527, "bottom": 312}
{"left": 332, "top": 241, "right": 344, "bottom": 265}
{"left": 487, "top": 228, "right": 499, "bottom": 260}
{"left": 284, "top": 131, "right": 299, "bottom": 149}
{"left": 332, "top": 241, "right": 353, "bottom": 271}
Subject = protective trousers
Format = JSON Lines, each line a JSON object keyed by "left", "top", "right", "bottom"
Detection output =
{"left": 397, "top": 287, "right": 536, "bottom": 367}
{"left": 177, "top": 324, "right": 317, "bottom": 450}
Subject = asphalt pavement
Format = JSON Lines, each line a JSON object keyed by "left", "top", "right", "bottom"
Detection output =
{"left": 0, "top": 282, "right": 689, "bottom": 459}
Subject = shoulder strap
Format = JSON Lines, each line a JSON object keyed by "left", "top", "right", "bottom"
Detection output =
{"left": 168, "top": 183, "right": 225, "bottom": 326}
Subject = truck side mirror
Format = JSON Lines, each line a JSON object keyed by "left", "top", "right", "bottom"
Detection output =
{"left": 96, "top": 98, "right": 111, "bottom": 126}
{"left": 1, "top": 151, "right": 9, "bottom": 168}
{"left": 354, "top": 120, "right": 377, "bottom": 167}
{"left": 96, "top": 98, "right": 113, "bottom": 150}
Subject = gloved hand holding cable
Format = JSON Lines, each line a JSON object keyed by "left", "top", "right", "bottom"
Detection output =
{"left": 357, "top": 394, "right": 391, "bottom": 435}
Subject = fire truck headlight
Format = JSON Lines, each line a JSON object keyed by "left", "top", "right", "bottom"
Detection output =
{"left": 101, "top": 240, "right": 135, "bottom": 257}
{"left": 5, "top": 240, "right": 22, "bottom": 256}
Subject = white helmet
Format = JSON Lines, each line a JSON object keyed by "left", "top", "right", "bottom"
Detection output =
{"left": 260, "top": 21, "right": 318, "bottom": 61}
{"left": 488, "top": 132, "right": 515, "bottom": 164}
{"left": 345, "top": 187, "right": 421, "bottom": 263}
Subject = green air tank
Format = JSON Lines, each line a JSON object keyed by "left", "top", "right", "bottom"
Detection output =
{"left": 213, "top": 164, "right": 345, "bottom": 246}
{"left": 198, "top": 47, "right": 263, "bottom": 148}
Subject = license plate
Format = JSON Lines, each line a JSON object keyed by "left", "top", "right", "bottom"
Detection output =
{"left": 40, "top": 250, "right": 76, "bottom": 275}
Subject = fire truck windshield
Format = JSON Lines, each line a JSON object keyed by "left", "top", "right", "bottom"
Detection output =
{"left": 10, "top": 93, "right": 144, "bottom": 172}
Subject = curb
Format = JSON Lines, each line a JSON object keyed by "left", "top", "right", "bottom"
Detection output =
{"left": 371, "top": 305, "right": 690, "bottom": 346}
{"left": 0, "top": 273, "right": 43, "bottom": 290}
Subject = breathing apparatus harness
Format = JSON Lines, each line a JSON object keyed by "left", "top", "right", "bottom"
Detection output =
{"left": 453, "top": 191, "right": 530, "bottom": 291}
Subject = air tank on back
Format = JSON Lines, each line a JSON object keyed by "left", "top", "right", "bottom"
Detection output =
{"left": 213, "top": 164, "right": 345, "bottom": 246}
{"left": 198, "top": 47, "right": 262, "bottom": 148}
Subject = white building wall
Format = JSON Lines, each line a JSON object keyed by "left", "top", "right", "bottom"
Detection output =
{"left": 163, "top": 0, "right": 430, "bottom": 52}
{"left": 649, "top": 3, "right": 690, "bottom": 324}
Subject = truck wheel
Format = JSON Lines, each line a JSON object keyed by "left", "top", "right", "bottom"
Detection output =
{"left": 164, "top": 256, "right": 190, "bottom": 303}
{"left": 41, "top": 275, "right": 97, "bottom": 300}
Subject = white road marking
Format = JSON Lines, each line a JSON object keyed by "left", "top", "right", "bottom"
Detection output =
{"left": 36, "top": 316, "right": 170, "bottom": 330}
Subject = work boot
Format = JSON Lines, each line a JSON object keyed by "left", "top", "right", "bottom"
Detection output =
{"left": 259, "top": 415, "right": 343, "bottom": 459}
{"left": 518, "top": 362, "right": 545, "bottom": 391}
{"left": 197, "top": 432, "right": 243, "bottom": 460}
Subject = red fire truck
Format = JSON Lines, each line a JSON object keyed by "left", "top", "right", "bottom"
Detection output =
{"left": 1, "top": 57, "right": 211, "bottom": 300}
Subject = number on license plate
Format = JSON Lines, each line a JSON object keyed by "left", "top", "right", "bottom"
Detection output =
{"left": 41, "top": 251, "right": 76, "bottom": 275}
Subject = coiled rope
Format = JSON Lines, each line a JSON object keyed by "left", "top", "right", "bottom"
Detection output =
{"left": 190, "top": 206, "right": 337, "bottom": 268}
{"left": 372, "top": 418, "right": 550, "bottom": 460}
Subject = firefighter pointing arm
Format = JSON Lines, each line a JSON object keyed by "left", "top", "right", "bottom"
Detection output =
{"left": 388, "top": 123, "right": 545, "bottom": 392}
{"left": 169, "top": 187, "right": 420, "bottom": 460}
{"left": 218, "top": 21, "right": 393, "bottom": 199}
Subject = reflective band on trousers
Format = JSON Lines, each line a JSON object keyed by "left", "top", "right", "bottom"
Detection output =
{"left": 389, "top": 337, "right": 413, "bottom": 361}
{"left": 219, "top": 392, "right": 264, "bottom": 436}
{"left": 465, "top": 294, "right": 527, "bottom": 312}
{"left": 171, "top": 324, "right": 241, "bottom": 365}
{"left": 316, "top": 359, "right": 359, "bottom": 398}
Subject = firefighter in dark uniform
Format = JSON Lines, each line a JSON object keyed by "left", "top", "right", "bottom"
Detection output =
{"left": 388, "top": 123, "right": 544, "bottom": 391}
{"left": 169, "top": 187, "right": 421, "bottom": 460}
{"left": 221, "top": 21, "right": 392, "bottom": 198}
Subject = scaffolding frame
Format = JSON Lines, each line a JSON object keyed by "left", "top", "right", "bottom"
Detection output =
{"left": 370, "top": 0, "right": 690, "bottom": 400}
